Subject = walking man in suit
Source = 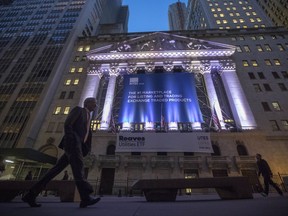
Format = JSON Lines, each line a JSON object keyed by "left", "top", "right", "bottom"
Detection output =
{"left": 22, "top": 97, "right": 100, "bottom": 208}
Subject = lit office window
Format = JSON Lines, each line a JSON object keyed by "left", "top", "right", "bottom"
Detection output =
{"left": 73, "top": 79, "right": 79, "bottom": 85}
{"left": 242, "top": 60, "right": 249, "bottom": 67}
{"left": 64, "top": 106, "right": 70, "bottom": 114}
{"left": 265, "top": 59, "right": 272, "bottom": 66}
{"left": 274, "top": 59, "right": 281, "bottom": 66}
{"left": 264, "top": 44, "right": 272, "bottom": 51}
{"left": 250, "top": 18, "right": 255, "bottom": 23}
{"left": 84, "top": 46, "right": 90, "bottom": 51}
{"left": 236, "top": 46, "right": 242, "bottom": 52}
{"left": 77, "top": 46, "right": 84, "bottom": 51}
{"left": 54, "top": 106, "right": 61, "bottom": 115}
{"left": 223, "top": 20, "right": 228, "bottom": 24}
{"left": 251, "top": 36, "right": 256, "bottom": 40}
{"left": 214, "top": 14, "right": 218, "bottom": 17}
{"left": 272, "top": 102, "right": 281, "bottom": 111}
{"left": 281, "top": 120, "right": 288, "bottom": 130}
{"left": 216, "top": 20, "right": 221, "bottom": 24}
{"left": 256, "top": 45, "right": 263, "bottom": 52}
{"left": 235, "top": 13, "right": 240, "bottom": 16}
{"left": 251, "top": 60, "right": 258, "bottom": 67}
{"left": 258, "top": 35, "right": 265, "bottom": 40}
{"left": 256, "top": 18, "right": 262, "bottom": 22}
{"left": 65, "top": 79, "right": 71, "bottom": 85}
{"left": 277, "top": 44, "right": 284, "bottom": 51}
{"left": 243, "top": 45, "right": 250, "bottom": 52}
{"left": 229, "top": 12, "right": 234, "bottom": 17}
{"left": 70, "top": 67, "right": 76, "bottom": 73}
{"left": 270, "top": 120, "right": 280, "bottom": 131}
{"left": 239, "top": 19, "right": 245, "bottom": 23}
{"left": 78, "top": 67, "right": 83, "bottom": 73}
{"left": 220, "top": 13, "right": 224, "bottom": 17}
{"left": 233, "top": 19, "right": 237, "bottom": 23}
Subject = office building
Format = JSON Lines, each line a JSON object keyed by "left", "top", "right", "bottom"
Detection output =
{"left": 0, "top": 0, "right": 128, "bottom": 179}
{"left": 186, "top": 0, "right": 274, "bottom": 30}
{"left": 168, "top": 1, "right": 187, "bottom": 30}
{"left": 255, "top": 0, "right": 288, "bottom": 28}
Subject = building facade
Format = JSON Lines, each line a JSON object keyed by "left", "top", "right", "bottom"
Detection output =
{"left": 29, "top": 27, "right": 288, "bottom": 195}
{"left": 0, "top": 0, "right": 287, "bottom": 196}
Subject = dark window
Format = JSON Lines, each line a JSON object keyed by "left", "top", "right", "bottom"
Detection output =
{"left": 67, "top": 91, "right": 75, "bottom": 99}
{"left": 236, "top": 142, "right": 248, "bottom": 156}
{"left": 278, "top": 83, "right": 287, "bottom": 91}
{"left": 106, "top": 145, "right": 115, "bottom": 155}
{"left": 211, "top": 144, "right": 221, "bottom": 156}
{"left": 248, "top": 72, "right": 256, "bottom": 79}
{"left": 59, "top": 91, "right": 66, "bottom": 99}
{"left": 257, "top": 72, "right": 265, "bottom": 79}
{"left": 272, "top": 72, "right": 280, "bottom": 79}
{"left": 263, "top": 83, "right": 272, "bottom": 91}
{"left": 261, "top": 102, "right": 271, "bottom": 111}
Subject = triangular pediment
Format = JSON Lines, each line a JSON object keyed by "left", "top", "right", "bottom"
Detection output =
{"left": 87, "top": 32, "right": 236, "bottom": 61}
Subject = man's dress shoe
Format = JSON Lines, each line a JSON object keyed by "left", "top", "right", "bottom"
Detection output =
{"left": 79, "top": 197, "right": 101, "bottom": 208}
{"left": 22, "top": 192, "right": 41, "bottom": 207}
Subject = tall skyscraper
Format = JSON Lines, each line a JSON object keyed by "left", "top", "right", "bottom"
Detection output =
{"left": 168, "top": 1, "right": 187, "bottom": 31}
{"left": 186, "top": 0, "right": 274, "bottom": 30}
{"left": 255, "top": 0, "right": 288, "bottom": 28}
{"left": 0, "top": 0, "right": 128, "bottom": 151}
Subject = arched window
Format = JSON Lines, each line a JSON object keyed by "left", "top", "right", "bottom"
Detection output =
{"left": 106, "top": 144, "right": 115, "bottom": 155}
{"left": 211, "top": 142, "right": 221, "bottom": 156}
{"left": 236, "top": 141, "right": 248, "bottom": 155}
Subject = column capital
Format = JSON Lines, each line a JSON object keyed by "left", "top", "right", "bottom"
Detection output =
{"left": 87, "top": 68, "right": 103, "bottom": 78}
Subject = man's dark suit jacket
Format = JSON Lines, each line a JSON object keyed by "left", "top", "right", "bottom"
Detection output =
{"left": 58, "top": 106, "right": 92, "bottom": 156}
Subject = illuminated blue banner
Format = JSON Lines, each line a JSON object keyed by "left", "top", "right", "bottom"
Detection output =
{"left": 118, "top": 73, "right": 203, "bottom": 123}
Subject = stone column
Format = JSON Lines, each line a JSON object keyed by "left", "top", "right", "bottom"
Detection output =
{"left": 100, "top": 68, "right": 119, "bottom": 130}
{"left": 200, "top": 62, "right": 225, "bottom": 130}
{"left": 79, "top": 69, "right": 102, "bottom": 106}
{"left": 221, "top": 67, "right": 257, "bottom": 129}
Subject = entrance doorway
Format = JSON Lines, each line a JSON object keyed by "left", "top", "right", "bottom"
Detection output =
{"left": 99, "top": 168, "right": 115, "bottom": 195}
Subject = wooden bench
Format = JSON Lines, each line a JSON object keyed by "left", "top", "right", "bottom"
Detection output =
{"left": 132, "top": 177, "right": 253, "bottom": 202}
{"left": 0, "top": 180, "right": 76, "bottom": 202}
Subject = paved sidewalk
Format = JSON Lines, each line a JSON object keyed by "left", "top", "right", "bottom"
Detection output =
{"left": 0, "top": 193, "right": 287, "bottom": 216}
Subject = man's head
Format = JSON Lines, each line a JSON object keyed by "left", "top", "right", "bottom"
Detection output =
{"left": 84, "top": 97, "right": 97, "bottom": 112}
{"left": 256, "top": 153, "right": 262, "bottom": 161}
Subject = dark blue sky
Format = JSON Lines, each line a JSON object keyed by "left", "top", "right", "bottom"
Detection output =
{"left": 122, "top": 0, "right": 188, "bottom": 32}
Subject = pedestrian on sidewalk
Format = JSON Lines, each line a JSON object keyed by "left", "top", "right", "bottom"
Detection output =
{"left": 22, "top": 98, "right": 101, "bottom": 208}
{"left": 256, "top": 153, "right": 283, "bottom": 197}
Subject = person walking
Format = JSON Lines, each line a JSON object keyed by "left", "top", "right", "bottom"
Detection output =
{"left": 22, "top": 97, "right": 100, "bottom": 208}
{"left": 62, "top": 170, "right": 69, "bottom": 180}
{"left": 256, "top": 153, "right": 283, "bottom": 197}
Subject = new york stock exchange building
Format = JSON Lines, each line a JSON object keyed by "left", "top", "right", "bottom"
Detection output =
{"left": 34, "top": 28, "right": 288, "bottom": 195}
